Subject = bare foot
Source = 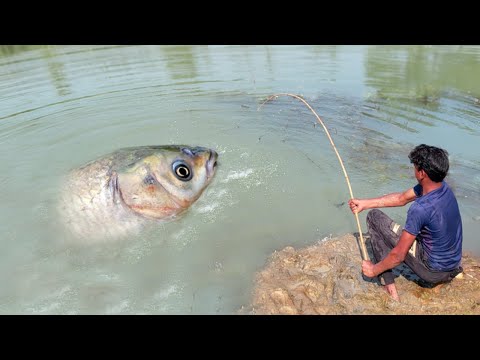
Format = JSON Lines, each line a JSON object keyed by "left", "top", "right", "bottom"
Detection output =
{"left": 384, "top": 283, "right": 400, "bottom": 302}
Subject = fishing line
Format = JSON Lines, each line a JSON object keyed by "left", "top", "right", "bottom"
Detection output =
{"left": 258, "top": 93, "right": 368, "bottom": 260}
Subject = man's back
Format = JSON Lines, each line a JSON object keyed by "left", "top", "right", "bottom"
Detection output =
{"left": 404, "top": 181, "right": 462, "bottom": 271}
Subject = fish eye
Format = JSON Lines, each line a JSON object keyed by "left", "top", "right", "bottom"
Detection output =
{"left": 172, "top": 160, "right": 192, "bottom": 181}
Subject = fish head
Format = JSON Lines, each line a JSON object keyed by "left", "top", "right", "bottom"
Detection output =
{"left": 115, "top": 145, "right": 218, "bottom": 219}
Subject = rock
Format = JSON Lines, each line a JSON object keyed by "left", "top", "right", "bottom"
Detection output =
{"left": 279, "top": 306, "right": 298, "bottom": 315}
{"left": 249, "top": 233, "right": 480, "bottom": 315}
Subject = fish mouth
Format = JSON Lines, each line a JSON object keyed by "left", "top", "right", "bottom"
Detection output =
{"left": 206, "top": 149, "right": 218, "bottom": 179}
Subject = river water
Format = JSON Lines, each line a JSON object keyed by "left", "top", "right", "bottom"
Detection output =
{"left": 0, "top": 45, "right": 479, "bottom": 314}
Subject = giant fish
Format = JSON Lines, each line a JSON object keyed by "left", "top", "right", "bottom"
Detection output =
{"left": 58, "top": 145, "right": 218, "bottom": 240}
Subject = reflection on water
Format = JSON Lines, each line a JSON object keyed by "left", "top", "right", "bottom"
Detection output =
{"left": 0, "top": 45, "right": 45, "bottom": 56}
{"left": 0, "top": 45, "right": 479, "bottom": 314}
{"left": 43, "top": 47, "right": 71, "bottom": 97}
{"left": 365, "top": 45, "right": 480, "bottom": 97}
{"left": 162, "top": 45, "right": 198, "bottom": 80}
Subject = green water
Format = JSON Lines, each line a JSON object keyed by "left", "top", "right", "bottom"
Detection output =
{"left": 0, "top": 45, "right": 479, "bottom": 314}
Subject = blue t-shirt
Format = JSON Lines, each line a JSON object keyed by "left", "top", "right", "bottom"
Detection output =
{"left": 404, "top": 181, "right": 462, "bottom": 271}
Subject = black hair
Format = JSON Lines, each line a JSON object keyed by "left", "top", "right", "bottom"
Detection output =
{"left": 408, "top": 144, "right": 449, "bottom": 182}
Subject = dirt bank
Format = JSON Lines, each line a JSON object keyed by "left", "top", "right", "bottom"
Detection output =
{"left": 244, "top": 233, "right": 480, "bottom": 315}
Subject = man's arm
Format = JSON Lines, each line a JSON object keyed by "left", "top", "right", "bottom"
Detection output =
{"left": 362, "top": 230, "right": 417, "bottom": 277}
{"left": 349, "top": 187, "right": 417, "bottom": 214}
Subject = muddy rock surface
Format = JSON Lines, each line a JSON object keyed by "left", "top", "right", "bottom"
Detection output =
{"left": 244, "top": 234, "right": 480, "bottom": 315}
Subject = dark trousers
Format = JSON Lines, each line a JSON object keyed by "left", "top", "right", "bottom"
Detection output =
{"left": 366, "top": 209, "right": 462, "bottom": 286}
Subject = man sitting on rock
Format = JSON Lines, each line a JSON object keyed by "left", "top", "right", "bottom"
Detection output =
{"left": 348, "top": 144, "right": 463, "bottom": 301}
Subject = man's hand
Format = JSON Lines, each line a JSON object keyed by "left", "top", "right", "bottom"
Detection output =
{"left": 348, "top": 198, "right": 365, "bottom": 214}
{"left": 362, "top": 260, "right": 377, "bottom": 277}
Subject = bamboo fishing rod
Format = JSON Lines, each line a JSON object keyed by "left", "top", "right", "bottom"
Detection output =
{"left": 258, "top": 93, "right": 368, "bottom": 261}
